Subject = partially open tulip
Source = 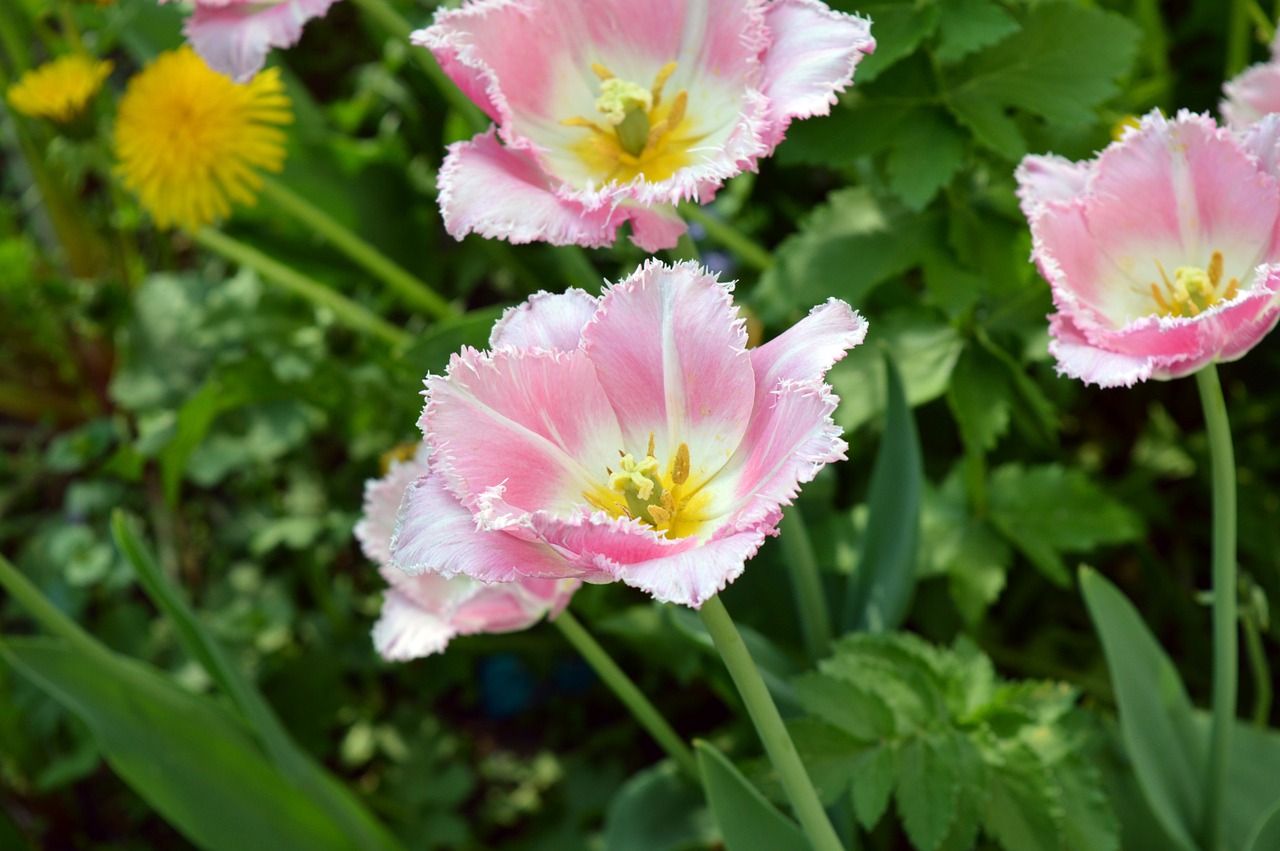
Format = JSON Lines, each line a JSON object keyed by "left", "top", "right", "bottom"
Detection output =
{"left": 414, "top": 0, "right": 874, "bottom": 250}
{"left": 1016, "top": 110, "right": 1280, "bottom": 388}
{"left": 357, "top": 444, "right": 578, "bottom": 660}
{"left": 163, "top": 0, "right": 341, "bottom": 83}
{"left": 1223, "top": 32, "right": 1280, "bottom": 129}
{"left": 390, "top": 260, "right": 866, "bottom": 608}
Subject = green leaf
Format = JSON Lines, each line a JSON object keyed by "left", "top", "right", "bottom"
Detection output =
{"left": 849, "top": 0, "right": 940, "bottom": 82}
{"left": 0, "top": 638, "right": 353, "bottom": 851}
{"left": 604, "top": 761, "right": 715, "bottom": 851}
{"left": 844, "top": 351, "right": 923, "bottom": 632}
{"left": 886, "top": 107, "right": 967, "bottom": 210}
{"left": 1079, "top": 568, "right": 1202, "bottom": 851}
{"left": 896, "top": 734, "right": 962, "bottom": 851}
{"left": 828, "top": 311, "right": 964, "bottom": 432}
{"left": 757, "top": 188, "right": 943, "bottom": 320}
{"left": 934, "top": 0, "right": 1020, "bottom": 64}
{"left": 695, "top": 741, "right": 806, "bottom": 851}
{"left": 850, "top": 744, "right": 897, "bottom": 831}
{"left": 947, "top": 345, "right": 1012, "bottom": 454}
{"left": 979, "top": 741, "right": 1064, "bottom": 851}
{"left": 917, "top": 472, "right": 1012, "bottom": 625}
{"left": 159, "top": 378, "right": 251, "bottom": 505}
{"left": 401, "top": 304, "right": 506, "bottom": 375}
{"left": 988, "top": 466, "right": 1141, "bottom": 585}
{"left": 784, "top": 718, "right": 868, "bottom": 805}
{"left": 110, "top": 514, "right": 402, "bottom": 851}
{"left": 794, "top": 674, "right": 896, "bottom": 742}
{"left": 943, "top": 3, "right": 1141, "bottom": 159}
{"left": 1245, "top": 798, "right": 1280, "bottom": 851}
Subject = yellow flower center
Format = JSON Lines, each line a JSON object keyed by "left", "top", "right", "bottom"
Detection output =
{"left": 562, "top": 62, "right": 698, "bottom": 184}
{"left": 1149, "top": 251, "right": 1239, "bottom": 318}
{"left": 583, "top": 434, "right": 709, "bottom": 539}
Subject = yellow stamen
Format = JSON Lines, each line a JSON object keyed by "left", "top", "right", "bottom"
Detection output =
{"left": 650, "top": 61, "right": 678, "bottom": 107}
{"left": 1146, "top": 250, "right": 1239, "bottom": 318}
{"left": 1208, "top": 250, "right": 1223, "bottom": 287}
{"left": 591, "top": 62, "right": 615, "bottom": 81}
{"left": 671, "top": 443, "right": 690, "bottom": 486}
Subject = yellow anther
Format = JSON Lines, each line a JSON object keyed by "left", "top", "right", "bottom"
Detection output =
{"left": 651, "top": 61, "right": 678, "bottom": 106}
{"left": 1150, "top": 283, "right": 1173, "bottom": 314}
{"left": 591, "top": 62, "right": 615, "bottom": 81}
{"left": 665, "top": 90, "right": 687, "bottom": 130}
{"left": 1148, "top": 251, "right": 1238, "bottom": 318}
{"left": 671, "top": 443, "right": 690, "bottom": 486}
{"left": 561, "top": 116, "right": 608, "bottom": 135}
{"left": 647, "top": 505, "right": 671, "bottom": 524}
{"left": 1208, "top": 250, "right": 1224, "bottom": 287}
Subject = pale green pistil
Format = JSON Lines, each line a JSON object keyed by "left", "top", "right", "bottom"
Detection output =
{"left": 595, "top": 78, "right": 652, "bottom": 157}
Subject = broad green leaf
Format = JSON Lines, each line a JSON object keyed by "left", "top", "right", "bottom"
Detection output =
{"left": 110, "top": 514, "right": 402, "bottom": 851}
{"left": 159, "top": 378, "right": 250, "bottom": 505}
{"left": 988, "top": 465, "right": 1141, "bottom": 585}
{"left": 828, "top": 311, "right": 964, "bottom": 432}
{"left": 1215, "top": 717, "right": 1280, "bottom": 850}
{"left": 896, "top": 734, "right": 962, "bottom": 851}
{"left": 695, "top": 740, "right": 806, "bottom": 851}
{"left": 934, "top": 0, "right": 1020, "bottom": 64}
{"left": 1245, "top": 799, "right": 1280, "bottom": 851}
{"left": 604, "top": 761, "right": 716, "bottom": 851}
{"left": 0, "top": 639, "right": 353, "bottom": 851}
{"left": 846, "top": 0, "right": 940, "bottom": 82}
{"left": 784, "top": 718, "right": 865, "bottom": 805}
{"left": 401, "top": 304, "right": 505, "bottom": 375}
{"left": 757, "top": 188, "right": 943, "bottom": 320}
{"left": 917, "top": 472, "right": 1012, "bottom": 625}
{"left": 886, "top": 107, "right": 967, "bottom": 210}
{"left": 666, "top": 607, "right": 799, "bottom": 710}
{"left": 943, "top": 4, "right": 1141, "bottom": 159}
{"left": 850, "top": 744, "right": 897, "bottom": 830}
{"left": 793, "top": 674, "right": 896, "bottom": 742}
{"left": 843, "top": 351, "right": 923, "bottom": 632}
{"left": 947, "top": 345, "right": 1012, "bottom": 454}
{"left": 1079, "top": 568, "right": 1202, "bottom": 851}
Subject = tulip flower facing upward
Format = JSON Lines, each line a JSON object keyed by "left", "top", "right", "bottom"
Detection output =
{"left": 1016, "top": 109, "right": 1280, "bottom": 388}
{"left": 357, "top": 443, "right": 579, "bottom": 660}
{"left": 414, "top": 0, "right": 874, "bottom": 250}
{"left": 390, "top": 260, "right": 867, "bottom": 608}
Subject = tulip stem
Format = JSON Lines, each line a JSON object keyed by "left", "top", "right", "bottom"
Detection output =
{"left": 193, "top": 228, "right": 411, "bottom": 349}
{"left": 780, "top": 506, "right": 832, "bottom": 661}
{"left": 1195, "top": 364, "right": 1238, "bottom": 851}
{"left": 1225, "top": 0, "right": 1252, "bottom": 79}
{"left": 699, "top": 595, "right": 843, "bottom": 851}
{"left": 552, "top": 610, "right": 699, "bottom": 782}
{"left": 258, "top": 178, "right": 456, "bottom": 320}
{"left": 680, "top": 204, "right": 773, "bottom": 271}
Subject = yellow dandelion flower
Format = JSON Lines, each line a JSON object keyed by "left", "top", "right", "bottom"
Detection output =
{"left": 114, "top": 47, "right": 292, "bottom": 232}
{"left": 6, "top": 55, "right": 113, "bottom": 124}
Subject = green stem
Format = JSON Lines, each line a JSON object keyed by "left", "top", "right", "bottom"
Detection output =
{"left": 1247, "top": 0, "right": 1276, "bottom": 45}
{"left": 1226, "top": 0, "right": 1253, "bottom": 79}
{"left": 0, "top": 554, "right": 108, "bottom": 661}
{"left": 348, "top": 0, "right": 488, "bottom": 133}
{"left": 698, "top": 595, "right": 843, "bottom": 851}
{"left": 779, "top": 507, "right": 832, "bottom": 662}
{"left": 1132, "top": 0, "right": 1173, "bottom": 105}
{"left": 1195, "top": 365, "right": 1238, "bottom": 851}
{"left": 680, "top": 204, "right": 773, "bottom": 272}
{"left": 192, "top": 228, "right": 411, "bottom": 349}
{"left": 1242, "top": 612, "right": 1272, "bottom": 727}
{"left": 552, "top": 610, "right": 698, "bottom": 781}
{"left": 258, "top": 178, "right": 456, "bottom": 319}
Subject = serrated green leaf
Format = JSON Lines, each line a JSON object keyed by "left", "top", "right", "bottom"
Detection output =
{"left": 1053, "top": 753, "right": 1121, "bottom": 851}
{"left": 988, "top": 465, "right": 1141, "bottom": 585}
{"left": 758, "top": 188, "right": 943, "bottom": 320}
{"left": 786, "top": 718, "right": 868, "bottom": 805}
{"left": 848, "top": 1, "right": 940, "bottom": 82}
{"left": 936, "top": 733, "right": 985, "bottom": 851}
{"left": 794, "top": 674, "right": 897, "bottom": 742}
{"left": 1079, "top": 568, "right": 1202, "bottom": 851}
{"left": 828, "top": 311, "right": 964, "bottom": 432}
{"left": 918, "top": 472, "right": 1012, "bottom": 625}
{"left": 896, "top": 734, "right": 962, "bottom": 851}
{"left": 851, "top": 744, "right": 897, "bottom": 830}
{"left": 935, "top": 0, "right": 1020, "bottom": 63}
{"left": 695, "top": 741, "right": 806, "bottom": 851}
{"left": 980, "top": 741, "right": 1064, "bottom": 851}
{"left": 947, "top": 345, "right": 1012, "bottom": 454}
{"left": 887, "top": 107, "right": 967, "bottom": 209}
{"left": 604, "top": 761, "right": 715, "bottom": 851}
{"left": 943, "top": 4, "right": 1140, "bottom": 159}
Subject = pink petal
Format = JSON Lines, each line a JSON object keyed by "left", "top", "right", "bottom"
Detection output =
{"left": 626, "top": 204, "right": 688, "bottom": 253}
{"left": 748, "top": 298, "right": 867, "bottom": 416}
{"left": 390, "top": 473, "right": 574, "bottom": 583}
{"left": 1014, "top": 153, "right": 1094, "bottom": 218}
{"left": 489, "top": 289, "right": 599, "bottom": 351}
{"left": 1239, "top": 113, "right": 1280, "bottom": 178}
{"left": 185, "top": 0, "right": 339, "bottom": 83}
{"left": 354, "top": 443, "right": 430, "bottom": 566}
{"left": 757, "top": 0, "right": 874, "bottom": 148}
{"left": 424, "top": 346, "right": 623, "bottom": 517}
{"left": 438, "top": 130, "right": 624, "bottom": 247}
{"left": 1223, "top": 60, "right": 1280, "bottom": 129}
{"left": 606, "top": 526, "right": 771, "bottom": 608}
{"left": 581, "top": 260, "right": 755, "bottom": 482}
{"left": 372, "top": 586, "right": 458, "bottom": 660}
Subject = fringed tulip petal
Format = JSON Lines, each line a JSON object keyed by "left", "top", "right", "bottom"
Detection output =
{"left": 490, "top": 288, "right": 599, "bottom": 351}
{"left": 178, "top": 0, "right": 340, "bottom": 83}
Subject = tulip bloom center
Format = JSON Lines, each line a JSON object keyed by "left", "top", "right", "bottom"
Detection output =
{"left": 585, "top": 435, "right": 706, "bottom": 539}
{"left": 1149, "top": 251, "right": 1239, "bottom": 318}
{"left": 563, "top": 62, "right": 696, "bottom": 184}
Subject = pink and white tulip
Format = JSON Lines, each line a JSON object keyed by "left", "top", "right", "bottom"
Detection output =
{"left": 162, "top": 0, "right": 341, "bottom": 83}
{"left": 1015, "top": 109, "right": 1280, "bottom": 388}
{"left": 1223, "top": 32, "right": 1280, "bottom": 129}
{"left": 390, "top": 260, "right": 866, "bottom": 608}
{"left": 414, "top": 0, "right": 875, "bottom": 251}
{"left": 357, "top": 443, "right": 578, "bottom": 660}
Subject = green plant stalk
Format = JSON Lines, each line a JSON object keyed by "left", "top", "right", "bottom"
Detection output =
{"left": 699, "top": 595, "right": 843, "bottom": 851}
{"left": 680, "top": 204, "right": 773, "bottom": 271}
{"left": 0, "top": 554, "right": 107, "bottom": 661}
{"left": 1242, "top": 614, "right": 1272, "bottom": 727}
{"left": 1247, "top": 0, "right": 1276, "bottom": 43}
{"left": 1132, "top": 0, "right": 1173, "bottom": 104}
{"left": 552, "top": 610, "right": 698, "bottom": 781}
{"left": 258, "top": 179, "right": 455, "bottom": 319}
{"left": 193, "top": 228, "right": 411, "bottom": 348}
{"left": 779, "top": 507, "right": 832, "bottom": 662}
{"left": 1226, "top": 0, "right": 1252, "bottom": 79}
{"left": 347, "top": 0, "right": 487, "bottom": 133}
{"left": 1195, "top": 365, "right": 1238, "bottom": 851}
